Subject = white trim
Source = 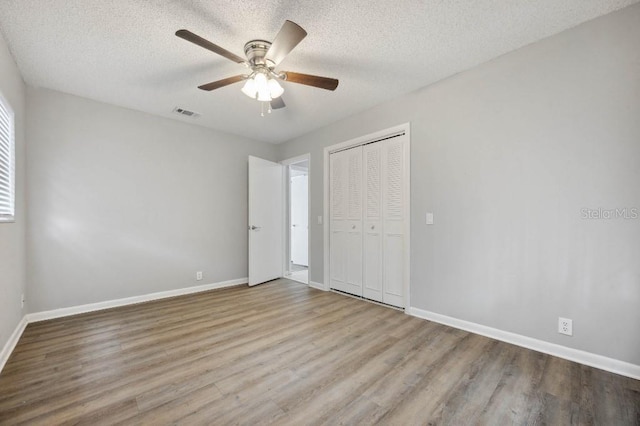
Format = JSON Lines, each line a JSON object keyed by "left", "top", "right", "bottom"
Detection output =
{"left": 323, "top": 148, "right": 330, "bottom": 291}
{"left": 0, "top": 278, "right": 247, "bottom": 374}
{"left": 323, "top": 123, "right": 411, "bottom": 307}
{"left": 3, "top": 283, "right": 637, "bottom": 381}
{"left": 27, "top": 278, "right": 247, "bottom": 323}
{"left": 280, "top": 153, "right": 311, "bottom": 166}
{"left": 0, "top": 315, "right": 28, "bottom": 373}
{"left": 0, "top": 90, "right": 16, "bottom": 222}
{"left": 309, "top": 281, "right": 326, "bottom": 291}
{"left": 402, "top": 127, "right": 411, "bottom": 310}
{"left": 325, "top": 123, "right": 410, "bottom": 154}
{"left": 408, "top": 307, "right": 640, "bottom": 380}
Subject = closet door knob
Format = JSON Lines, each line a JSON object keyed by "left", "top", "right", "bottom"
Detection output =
{"left": 371, "top": 225, "right": 375, "bottom": 230}
{"left": 352, "top": 225, "right": 356, "bottom": 230}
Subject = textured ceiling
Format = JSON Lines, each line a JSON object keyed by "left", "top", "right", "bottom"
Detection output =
{"left": 0, "top": 1, "right": 637, "bottom": 144}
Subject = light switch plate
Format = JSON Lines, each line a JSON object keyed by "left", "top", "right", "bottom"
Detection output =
{"left": 426, "top": 212, "right": 434, "bottom": 225}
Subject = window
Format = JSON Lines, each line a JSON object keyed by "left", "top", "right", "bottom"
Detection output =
{"left": 0, "top": 92, "right": 15, "bottom": 222}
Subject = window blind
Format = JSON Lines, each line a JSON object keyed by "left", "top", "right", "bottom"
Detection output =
{"left": 0, "top": 94, "right": 14, "bottom": 221}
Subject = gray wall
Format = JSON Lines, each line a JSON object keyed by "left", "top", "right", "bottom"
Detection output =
{"left": 0, "top": 32, "right": 27, "bottom": 350}
{"left": 26, "top": 88, "right": 277, "bottom": 312}
{"left": 277, "top": 5, "right": 640, "bottom": 365}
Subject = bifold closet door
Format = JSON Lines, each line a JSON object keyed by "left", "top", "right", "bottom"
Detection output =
{"left": 381, "top": 136, "right": 407, "bottom": 307}
{"left": 362, "top": 136, "right": 407, "bottom": 306}
{"left": 329, "top": 146, "right": 363, "bottom": 296}
{"left": 363, "top": 143, "right": 383, "bottom": 302}
{"left": 329, "top": 133, "right": 407, "bottom": 306}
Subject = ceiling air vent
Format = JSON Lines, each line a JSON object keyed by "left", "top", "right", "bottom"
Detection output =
{"left": 172, "top": 107, "right": 200, "bottom": 118}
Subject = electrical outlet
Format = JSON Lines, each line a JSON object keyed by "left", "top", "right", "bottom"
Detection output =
{"left": 558, "top": 317, "right": 572, "bottom": 336}
{"left": 196, "top": 271, "right": 203, "bottom": 281}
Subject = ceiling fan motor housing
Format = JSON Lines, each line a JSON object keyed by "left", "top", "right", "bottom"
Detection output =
{"left": 244, "top": 40, "right": 273, "bottom": 66}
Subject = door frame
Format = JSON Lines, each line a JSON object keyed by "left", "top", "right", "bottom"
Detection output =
{"left": 323, "top": 123, "right": 411, "bottom": 309}
{"left": 280, "top": 153, "right": 311, "bottom": 283}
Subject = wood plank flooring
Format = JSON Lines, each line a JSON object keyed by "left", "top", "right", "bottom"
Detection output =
{"left": 0, "top": 279, "right": 638, "bottom": 425}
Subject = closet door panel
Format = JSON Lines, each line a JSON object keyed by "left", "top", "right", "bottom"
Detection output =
{"left": 344, "top": 146, "right": 363, "bottom": 294}
{"left": 383, "top": 234, "right": 404, "bottom": 307}
{"left": 346, "top": 230, "right": 363, "bottom": 291}
{"left": 382, "top": 137, "right": 407, "bottom": 307}
{"left": 330, "top": 146, "right": 363, "bottom": 296}
{"left": 330, "top": 230, "right": 346, "bottom": 287}
{"left": 363, "top": 233, "right": 382, "bottom": 300}
{"left": 330, "top": 131, "right": 407, "bottom": 307}
{"left": 363, "top": 143, "right": 383, "bottom": 302}
{"left": 329, "top": 150, "right": 348, "bottom": 292}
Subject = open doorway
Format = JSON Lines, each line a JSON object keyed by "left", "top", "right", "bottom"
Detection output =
{"left": 283, "top": 156, "right": 309, "bottom": 284}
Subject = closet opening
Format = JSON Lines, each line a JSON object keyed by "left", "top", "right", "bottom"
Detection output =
{"left": 323, "top": 123, "right": 411, "bottom": 309}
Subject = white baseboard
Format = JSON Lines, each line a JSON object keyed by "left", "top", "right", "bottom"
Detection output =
{"left": 27, "top": 278, "right": 248, "bottom": 323}
{"left": 0, "top": 315, "right": 28, "bottom": 373}
{"left": 407, "top": 307, "right": 640, "bottom": 380}
{"left": 309, "top": 281, "right": 327, "bottom": 291}
{"left": 5, "top": 284, "right": 637, "bottom": 381}
{"left": 0, "top": 278, "right": 247, "bottom": 374}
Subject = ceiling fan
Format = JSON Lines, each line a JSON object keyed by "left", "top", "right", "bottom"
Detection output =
{"left": 176, "top": 20, "right": 339, "bottom": 114}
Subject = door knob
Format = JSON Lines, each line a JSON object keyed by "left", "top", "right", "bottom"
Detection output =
{"left": 352, "top": 225, "right": 356, "bottom": 230}
{"left": 371, "top": 225, "right": 375, "bottom": 230}
{"left": 249, "top": 225, "right": 261, "bottom": 230}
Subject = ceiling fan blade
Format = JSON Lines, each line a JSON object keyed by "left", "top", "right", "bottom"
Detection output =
{"left": 198, "top": 75, "right": 246, "bottom": 91}
{"left": 270, "top": 97, "right": 286, "bottom": 110}
{"left": 176, "top": 29, "right": 245, "bottom": 64}
{"left": 265, "top": 21, "right": 307, "bottom": 66}
{"left": 282, "top": 72, "right": 339, "bottom": 91}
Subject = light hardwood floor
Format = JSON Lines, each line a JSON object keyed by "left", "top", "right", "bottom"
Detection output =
{"left": 0, "top": 279, "right": 638, "bottom": 425}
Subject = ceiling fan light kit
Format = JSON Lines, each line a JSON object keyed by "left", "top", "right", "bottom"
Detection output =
{"left": 175, "top": 20, "right": 338, "bottom": 115}
{"left": 241, "top": 70, "right": 284, "bottom": 102}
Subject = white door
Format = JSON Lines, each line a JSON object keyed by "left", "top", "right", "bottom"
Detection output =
{"left": 381, "top": 136, "right": 407, "bottom": 307}
{"left": 329, "top": 146, "right": 363, "bottom": 296}
{"left": 363, "top": 143, "right": 383, "bottom": 302}
{"left": 328, "top": 131, "right": 409, "bottom": 308}
{"left": 290, "top": 174, "right": 308, "bottom": 266}
{"left": 248, "top": 156, "right": 283, "bottom": 286}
